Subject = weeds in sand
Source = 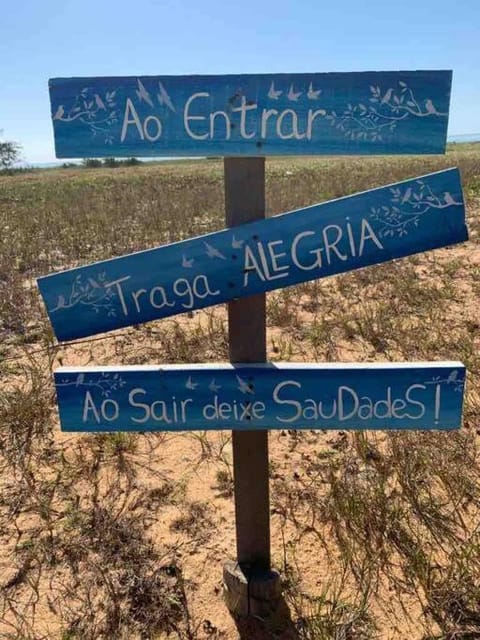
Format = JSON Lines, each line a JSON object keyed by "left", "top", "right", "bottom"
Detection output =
{"left": 1, "top": 151, "right": 479, "bottom": 637}
{"left": 171, "top": 500, "right": 214, "bottom": 540}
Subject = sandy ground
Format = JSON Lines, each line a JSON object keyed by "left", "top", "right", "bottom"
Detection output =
{"left": 1, "top": 203, "right": 479, "bottom": 639}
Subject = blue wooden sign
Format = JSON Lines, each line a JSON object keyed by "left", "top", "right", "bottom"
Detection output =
{"left": 49, "top": 71, "right": 452, "bottom": 157}
{"left": 38, "top": 168, "right": 467, "bottom": 342}
{"left": 54, "top": 362, "right": 465, "bottom": 432}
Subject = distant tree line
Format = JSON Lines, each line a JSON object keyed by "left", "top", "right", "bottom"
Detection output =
{"left": 69, "top": 157, "right": 142, "bottom": 169}
{"left": 0, "top": 133, "right": 143, "bottom": 173}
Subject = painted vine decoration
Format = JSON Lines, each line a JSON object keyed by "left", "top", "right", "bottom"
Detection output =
{"left": 325, "top": 81, "right": 448, "bottom": 142}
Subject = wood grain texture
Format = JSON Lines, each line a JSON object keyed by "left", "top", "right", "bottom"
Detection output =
{"left": 54, "top": 362, "right": 466, "bottom": 432}
{"left": 224, "top": 157, "right": 270, "bottom": 570}
{"left": 49, "top": 71, "right": 452, "bottom": 158}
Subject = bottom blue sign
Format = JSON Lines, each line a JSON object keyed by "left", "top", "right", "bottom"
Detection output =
{"left": 55, "top": 362, "right": 465, "bottom": 432}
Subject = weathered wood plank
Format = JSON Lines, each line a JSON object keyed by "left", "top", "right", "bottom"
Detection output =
{"left": 49, "top": 71, "right": 452, "bottom": 157}
{"left": 224, "top": 156, "right": 270, "bottom": 571}
{"left": 54, "top": 362, "right": 466, "bottom": 432}
{"left": 38, "top": 168, "right": 468, "bottom": 342}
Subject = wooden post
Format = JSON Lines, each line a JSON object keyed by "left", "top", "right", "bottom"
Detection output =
{"left": 223, "top": 157, "right": 281, "bottom": 617}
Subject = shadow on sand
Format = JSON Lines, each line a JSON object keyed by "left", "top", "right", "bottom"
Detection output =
{"left": 231, "top": 596, "right": 300, "bottom": 640}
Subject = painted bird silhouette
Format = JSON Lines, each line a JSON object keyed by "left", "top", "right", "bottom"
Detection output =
{"left": 447, "top": 370, "right": 458, "bottom": 383}
{"left": 236, "top": 375, "right": 254, "bottom": 394}
{"left": 136, "top": 79, "right": 154, "bottom": 107}
{"left": 381, "top": 88, "right": 394, "bottom": 105}
{"left": 268, "top": 81, "right": 282, "bottom": 100}
{"left": 185, "top": 376, "right": 198, "bottom": 391}
{"left": 204, "top": 242, "right": 226, "bottom": 259}
{"left": 51, "top": 294, "right": 66, "bottom": 311}
{"left": 53, "top": 105, "right": 65, "bottom": 120}
{"left": 208, "top": 379, "right": 221, "bottom": 393}
{"left": 231, "top": 235, "right": 244, "bottom": 249}
{"left": 157, "top": 81, "right": 176, "bottom": 112}
{"left": 443, "top": 192, "right": 460, "bottom": 206}
{"left": 424, "top": 99, "right": 445, "bottom": 115}
{"left": 182, "top": 255, "right": 194, "bottom": 268}
{"left": 307, "top": 82, "right": 321, "bottom": 99}
{"left": 287, "top": 85, "right": 302, "bottom": 101}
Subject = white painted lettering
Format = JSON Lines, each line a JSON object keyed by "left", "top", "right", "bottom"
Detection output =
{"left": 129, "top": 388, "right": 150, "bottom": 424}
{"left": 374, "top": 388, "right": 392, "bottom": 419}
{"left": 405, "top": 384, "right": 426, "bottom": 419}
{"left": 338, "top": 386, "right": 359, "bottom": 421}
{"left": 143, "top": 115, "right": 162, "bottom": 142}
{"left": 273, "top": 380, "right": 302, "bottom": 423}
{"left": 391, "top": 398, "right": 407, "bottom": 419}
{"left": 231, "top": 96, "right": 257, "bottom": 139}
{"left": 132, "top": 288, "right": 147, "bottom": 313}
{"left": 346, "top": 221, "right": 356, "bottom": 257}
{"left": 193, "top": 274, "right": 220, "bottom": 299}
{"left": 317, "top": 399, "right": 337, "bottom": 420}
{"left": 173, "top": 278, "right": 194, "bottom": 309}
{"left": 256, "top": 242, "right": 272, "bottom": 280}
{"left": 180, "top": 399, "right": 192, "bottom": 422}
{"left": 121, "top": 98, "right": 144, "bottom": 142}
{"left": 276, "top": 109, "right": 305, "bottom": 140}
{"left": 359, "top": 218, "right": 384, "bottom": 256}
{"left": 251, "top": 401, "right": 265, "bottom": 420}
{"left": 105, "top": 276, "right": 131, "bottom": 316}
{"left": 291, "top": 231, "right": 323, "bottom": 271}
{"left": 261, "top": 108, "right": 278, "bottom": 138}
{"left": 210, "top": 110, "right": 231, "bottom": 140}
{"left": 358, "top": 396, "right": 373, "bottom": 419}
{"left": 306, "top": 108, "right": 326, "bottom": 140}
{"left": 150, "top": 286, "right": 174, "bottom": 309}
{"left": 151, "top": 400, "right": 172, "bottom": 423}
{"left": 267, "top": 240, "right": 289, "bottom": 279}
{"left": 243, "top": 245, "right": 266, "bottom": 286}
{"left": 184, "top": 93, "right": 209, "bottom": 140}
{"left": 101, "top": 399, "right": 119, "bottom": 422}
{"left": 83, "top": 391, "right": 100, "bottom": 423}
{"left": 322, "top": 225, "right": 347, "bottom": 265}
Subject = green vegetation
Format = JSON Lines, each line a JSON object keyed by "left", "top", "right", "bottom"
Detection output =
{"left": 0, "top": 133, "right": 22, "bottom": 172}
{"left": 81, "top": 157, "right": 142, "bottom": 168}
{"left": 0, "top": 147, "right": 479, "bottom": 638}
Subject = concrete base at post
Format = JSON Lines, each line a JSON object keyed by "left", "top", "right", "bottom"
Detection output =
{"left": 223, "top": 560, "right": 282, "bottom": 619}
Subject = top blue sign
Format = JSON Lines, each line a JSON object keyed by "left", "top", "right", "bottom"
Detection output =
{"left": 49, "top": 71, "right": 452, "bottom": 158}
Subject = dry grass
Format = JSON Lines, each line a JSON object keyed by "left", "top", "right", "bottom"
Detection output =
{"left": 0, "top": 149, "right": 479, "bottom": 638}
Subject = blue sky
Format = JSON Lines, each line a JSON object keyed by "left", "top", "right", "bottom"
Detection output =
{"left": 1, "top": 0, "right": 479, "bottom": 163}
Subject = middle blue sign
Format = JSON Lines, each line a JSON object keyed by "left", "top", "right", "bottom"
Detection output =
{"left": 38, "top": 168, "right": 467, "bottom": 342}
